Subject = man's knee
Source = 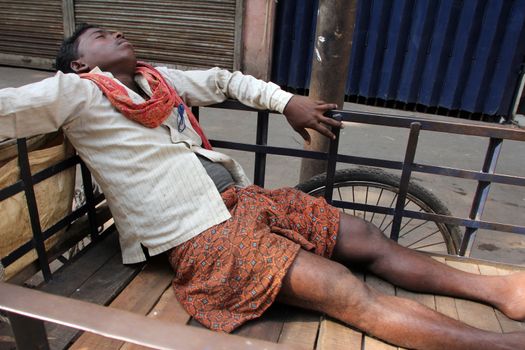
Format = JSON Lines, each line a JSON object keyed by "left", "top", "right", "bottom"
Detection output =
{"left": 332, "top": 214, "right": 390, "bottom": 265}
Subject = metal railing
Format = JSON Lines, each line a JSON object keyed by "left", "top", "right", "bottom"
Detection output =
{"left": 1, "top": 101, "right": 525, "bottom": 285}
{"left": 0, "top": 140, "right": 105, "bottom": 282}
{"left": 0, "top": 281, "right": 293, "bottom": 350}
{"left": 206, "top": 101, "right": 525, "bottom": 256}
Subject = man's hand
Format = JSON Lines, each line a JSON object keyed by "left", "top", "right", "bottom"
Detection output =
{"left": 282, "top": 95, "right": 343, "bottom": 144}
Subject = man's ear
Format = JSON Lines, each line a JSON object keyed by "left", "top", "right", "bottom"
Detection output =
{"left": 71, "top": 60, "right": 90, "bottom": 74}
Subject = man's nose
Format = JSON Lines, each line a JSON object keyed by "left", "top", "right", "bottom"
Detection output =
{"left": 113, "top": 31, "right": 124, "bottom": 39}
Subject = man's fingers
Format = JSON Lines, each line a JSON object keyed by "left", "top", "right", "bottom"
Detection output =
{"left": 311, "top": 123, "right": 336, "bottom": 140}
{"left": 296, "top": 128, "right": 311, "bottom": 145}
{"left": 315, "top": 103, "right": 338, "bottom": 111}
{"left": 318, "top": 115, "right": 344, "bottom": 129}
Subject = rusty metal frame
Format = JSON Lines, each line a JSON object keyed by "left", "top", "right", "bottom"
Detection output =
{"left": 0, "top": 282, "right": 293, "bottom": 350}
{"left": 0, "top": 140, "right": 104, "bottom": 281}
{"left": 207, "top": 101, "right": 525, "bottom": 255}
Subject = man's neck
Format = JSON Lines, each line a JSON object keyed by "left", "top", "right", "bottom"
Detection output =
{"left": 108, "top": 59, "right": 142, "bottom": 95}
{"left": 115, "top": 73, "right": 137, "bottom": 91}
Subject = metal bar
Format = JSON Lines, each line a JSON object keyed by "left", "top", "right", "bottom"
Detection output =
{"left": 80, "top": 161, "right": 99, "bottom": 241}
{"left": 1, "top": 240, "right": 33, "bottom": 269}
{"left": 7, "top": 311, "right": 50, "bottom": 350}
{"left": 402, "top": 210, "right": 525, "bottom": 236}
{"left": 329, "top": 201, "right": 525, "bottom": 235}
{"left": 336, "top": 153, "right": 403, "bottom": 170}
{"left": 0, "top": 156, "right": 78, "bottom": 202}
{"left": 0, "top": 180, "right": 24, "bottom": 202}
{"left": 43, "top": 205, "right": 89, "bottom": 240}
{"left": 323, "top": 113, "right": 342, "bottom": 203}
{"left": 1, "top": 192, "right": 106, "bottom": 269}
{"left": 390, "top": 123, "right": 421, "bottom": 241}
{"left": 210, "top": 140, "right": 329, "bottom": 160}
{"left": 337, "top": 110, "right": 525, "bottom": 141}
{"left": 210, "top": 99, "right": 525, "bottom": 140}
{"left": 254, "top": 111, "right": 269, "bottom": 187}
{"left": 413, "top": 163, "right": 525, "bottom": 187}
{"left": 32, "top": 155, "right": 80, "bottom": 185}
{"left": 209, "top": 100, "right": 523, "bottom": 141}
{"left": 1, "top": 206, "right": 88, "bottom": 268}
{"left": 17, "top": 138, "right": 52, "bottom": 281}
{"left": 459, "top": 138, "right": 503, "bottom": 255}
{"left": 209, "top": 99, "right": 264, "bottom": 112}
{"left": 0, "top": 282, "right": 296, "bottom": 350}
{"left": 213, "top": 137, "right": 525, "bottom": 188}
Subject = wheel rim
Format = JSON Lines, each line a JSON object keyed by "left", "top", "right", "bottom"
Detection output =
{"left": 307, "top": 180, "right": 458, "bottom": 254}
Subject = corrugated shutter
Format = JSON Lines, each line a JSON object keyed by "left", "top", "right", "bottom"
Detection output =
{"left": 0, "top": 0, "right": 63, "bottom": 69}
{"left": 74, "top": 0, "right": 239, "bottom": 70}
{"left": 272, "top": 0, "right": 525, "bottom": 121}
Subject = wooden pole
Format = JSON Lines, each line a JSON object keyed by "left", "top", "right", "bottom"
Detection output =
{"left": 299, "top": 0, "right": 357, "bottom": 183}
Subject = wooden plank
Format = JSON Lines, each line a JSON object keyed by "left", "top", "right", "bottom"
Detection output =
{"left": 278, "top": 306, "right": 320, "bottom": 349}
{"left": 316, "top": 270, "right": 365, "bottom": 350}
{"left": 120, "top": 283, "right": 192, "bottom": 350}
{"left": 426, "top": 257, "right": 459, "bottom": 320}
{"left": 478, "top": 264, "right": 525, "bottom": 333}
{"left": 40, "top": 232, "right": 121, "bottom": 297}
{"left": 70, "top": 257, "right": 173, "bottom": 350}
{"left": 428, "top": 253, "right": 525, "bottom": 272}
{"left": 394, "top": 287, "right": 436, "bottom": 350}
{"left": 395, "top": 288, "right": 435, "bottom": 309}
{"left": 0, "top": 222, "right": 119, "bottom": 350}
{"left": 233, "top": 303, "right": 287, "bottom": 343}
{"left": 47, "top": 253, "right": 142, "bottom": 350}
{"left": 445, "top": 261, "right": 502, "bottom": 333}
{"left": 362, "top": 275, "right": 397, "bottom": 350}
{"left": 431, "top": 256, "right": 460, "bottom": 321}
{"left": 316, "top": 316, "right": 362, "bottom": 350}
{"left": 435, "top": 296, "right": 459, "bottom": 320}
{"left": 7, "top": 205, "right": 113, "bottom": 286}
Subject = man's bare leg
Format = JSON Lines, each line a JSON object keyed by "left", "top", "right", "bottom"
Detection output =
{"left": 278, "top": 249, "right": 525, "bottom": 350}
{"left": 331, "top": 213, "right": 525, "bottom": 321}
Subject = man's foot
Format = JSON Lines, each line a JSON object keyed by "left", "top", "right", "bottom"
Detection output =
{"left": 496, "top": 272, "right": 525, "bottom": 321}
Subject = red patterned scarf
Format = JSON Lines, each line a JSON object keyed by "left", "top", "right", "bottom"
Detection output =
{"left": 80, "top": 62, "right": 212, "bottom": 150}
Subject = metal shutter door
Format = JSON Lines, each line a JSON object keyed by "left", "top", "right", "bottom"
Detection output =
{"left": 0, "top": 0, "right": 63, "bottom": 69}
{"left": 74, "top": 0, "right": 240, "bottom": 70}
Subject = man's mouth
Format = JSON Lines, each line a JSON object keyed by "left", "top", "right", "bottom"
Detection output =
{"left": 117, "top": 39, "right": 131, "bottom": 47}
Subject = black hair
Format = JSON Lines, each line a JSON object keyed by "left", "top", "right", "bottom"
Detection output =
{"left": 55, "top": 23, "right": 98, "bottom": 73}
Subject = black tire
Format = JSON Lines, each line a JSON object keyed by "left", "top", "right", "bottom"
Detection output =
{"left": 296, "top": 167, "right": 461, "bottom": 254}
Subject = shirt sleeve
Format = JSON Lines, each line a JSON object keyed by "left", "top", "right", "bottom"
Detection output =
{"left": 0, "top": 71, "right": 95, "bottom": 140}
{"left": 158, "top": 67, "right": 294, "bottom": 113}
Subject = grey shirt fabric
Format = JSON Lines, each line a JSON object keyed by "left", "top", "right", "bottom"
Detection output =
{"left": 197, "top": 154, "right": 235, "bottom": 193}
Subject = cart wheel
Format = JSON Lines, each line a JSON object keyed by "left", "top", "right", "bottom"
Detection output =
{"left": 296, "top": 167, "right": 461, "bottom": 255}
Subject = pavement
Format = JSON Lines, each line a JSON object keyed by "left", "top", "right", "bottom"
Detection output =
{"left": 1, "top": 65, "right": 525, "bottom": 265}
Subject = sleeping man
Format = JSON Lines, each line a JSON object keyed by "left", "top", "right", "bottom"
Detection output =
{"left": 1, "top": 24, "right": 524, "bottom": 349}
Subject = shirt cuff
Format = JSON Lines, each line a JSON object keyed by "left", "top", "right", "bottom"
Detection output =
{"left": 270, "top": 87, "right": 294, "bottom": 114}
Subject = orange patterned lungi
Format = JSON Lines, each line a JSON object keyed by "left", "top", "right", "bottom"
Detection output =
{"left": 168, "top": 185, "right": 340, "bottom": 332}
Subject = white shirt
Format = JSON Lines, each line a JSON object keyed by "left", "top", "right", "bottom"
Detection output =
{"left": 0, "top": 67, "right": 293, "bottom": 263}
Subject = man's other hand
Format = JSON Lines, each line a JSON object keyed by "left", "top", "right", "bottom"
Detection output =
{"left": 282, "top": 95, "right": 343, "bottom": 144}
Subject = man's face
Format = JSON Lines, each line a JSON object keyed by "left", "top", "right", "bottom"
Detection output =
{"left": 72, "top": 27, "right": 136, "bottom": 73}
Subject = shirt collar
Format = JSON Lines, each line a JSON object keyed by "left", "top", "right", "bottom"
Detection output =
{"left": 88, "top": 67, "right": 152, "bottom": 96}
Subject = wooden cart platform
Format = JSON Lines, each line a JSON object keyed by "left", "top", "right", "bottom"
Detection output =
{"left": 69, "top": 247, "right": 525, "bottom": 350}
{"left": 3, "top": 227, "right": 521, "bottom": 350}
